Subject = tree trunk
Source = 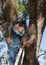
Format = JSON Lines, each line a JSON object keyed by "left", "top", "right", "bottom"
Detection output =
{"left": 23, "top": 0, "right": 39, "bottom": 65}
{"left": 36, "top": 0, "right": 46, "bottom": 56}
{"left": 2, "top": 0, "right": 18, "bottom": 22}
{"left": 0, "top": 0, "right": 18, "bottom": 37}
{"left": 23, "top": 0, "right": 46, "bottom": 65}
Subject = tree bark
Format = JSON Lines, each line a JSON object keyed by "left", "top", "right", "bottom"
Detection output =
{"left": 23, "top": 0, "right": 39, "bottom": 65}
{"left": 36, "top": 0, "right": 46, "bottom": 56}
{"left": 2, "top": 0, "right": 18, "bottom": 24}
{"left": 23, "top": 0, "right": 46, "bottom": 65}
{"left": 0, "top": 0, "right": 18, "bottom": 37}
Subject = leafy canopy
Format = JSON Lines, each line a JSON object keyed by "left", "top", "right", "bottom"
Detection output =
{"left": 16, "top": 0, "right": 29, "bottom": 18}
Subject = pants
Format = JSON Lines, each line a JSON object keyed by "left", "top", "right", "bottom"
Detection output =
{"left": 9, "top": 46, "right": 19, "bottom": 65}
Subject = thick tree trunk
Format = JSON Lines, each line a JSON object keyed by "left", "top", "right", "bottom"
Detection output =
{"left": 23, "top": 0, "right": 46, "bottom": 65}
{"left": 23, "top": 23, "right": 38, "bottom": 65}
{"left": 36, "top": 0, "right": 45, "bottom": 56}
{"left": 3, "top": 0, "right": 18, "bottom": 22}
{"left": 23, "top": 0, "right": 39, "bottom": 65}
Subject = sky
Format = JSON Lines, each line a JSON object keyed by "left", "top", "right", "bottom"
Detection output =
{"left": 40, "top": 27, "right": 46, "bottom": 50}
{"left": 38, "top": 26, "right": 46, "bottom": 65}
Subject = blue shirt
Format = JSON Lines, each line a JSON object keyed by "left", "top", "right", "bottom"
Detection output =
{"left": 10, "top": 29, "right": 25, "bottom": 48}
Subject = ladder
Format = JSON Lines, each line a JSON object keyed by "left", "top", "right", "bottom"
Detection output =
{"left": 14, "top": 47, "right": 25, "bottom": 65}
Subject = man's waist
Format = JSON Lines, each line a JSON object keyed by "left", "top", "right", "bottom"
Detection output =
{"left": 10, "top": 44, "right": 21, "bottom": 48}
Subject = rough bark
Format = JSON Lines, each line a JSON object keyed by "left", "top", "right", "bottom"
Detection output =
{"left": 0, "top": 0, "right": 18, "bottom": 37}
{"left": 0, "top": 0, "right": 46, "bottom": 65}
{"left": 22, "top": 0, "right": 39, "bottom": 65}
{"left": 23, "top": 0, "right": 46, "bottom": 65}
{"left": 2, "top": 0, "right": 18, "bottom": 25}
{"left": 23, "top": 23, "right": 38, "bottom": 65}
{"left": 36, "top": 0, "right": 46, "bottom": 56}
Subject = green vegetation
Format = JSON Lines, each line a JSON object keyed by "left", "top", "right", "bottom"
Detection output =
{"left": 16, "top": 0, "right": 29, "bottom": 18}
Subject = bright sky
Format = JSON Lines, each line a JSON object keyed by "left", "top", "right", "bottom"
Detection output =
{"left": 38, "top": 26, "right": 46, "bottom": 65}
{"left": 40, "top": 27, "right": 46, "bottom": 50}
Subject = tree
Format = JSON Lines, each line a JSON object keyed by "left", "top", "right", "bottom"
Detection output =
{"left": 22, "top": 0, "right": 46, "bottom": 65}
{"left": 37, "top": 0, "right": 46, "bottom": 56}
{"left": 22, "top": 0, "right": 38, "bottom": 65}
{"left": 1, "top": 0, "right": 46, "bottom": 65}
{"left": 0, "top": 0, "right": 18, "bottom": 37}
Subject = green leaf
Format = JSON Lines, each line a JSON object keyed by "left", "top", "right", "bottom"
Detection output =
{"left": 0, "top": 34, "right": 3, "bottom": 41}
{"left": 43, "top": 56, "right": 46, "bottom": 60}
{"left": 16, "top": 0, "right": 29, "bottom": 18}
{"left": 44, "top": 50, "right": 46, "bottom": 54}
{"left": 39, "top": 48, "right": 42, "bottom": 52}
{"left": 44, "top": 62, "right": 46, "bottom": 65}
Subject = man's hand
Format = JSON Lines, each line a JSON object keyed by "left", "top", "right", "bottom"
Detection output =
{"left": 6, "top": 37, "right": 12, "bottom": 48}
{"left": 6, "top": 37, "right": 12, "bottom": 44}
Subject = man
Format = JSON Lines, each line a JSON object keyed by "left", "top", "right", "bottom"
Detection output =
{"left": 7, "top": 21, "right": 25, "bottom": 65}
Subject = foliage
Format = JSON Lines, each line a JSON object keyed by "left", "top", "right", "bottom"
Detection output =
{"left": 0, "top": 34, "right": 3, "bottom": 41}
{"left": 0, "top": 31, "right": 9, "bottom": 65}
{"left": 44, "top": 50, "right": 46, "bottom": 54}
{"left": 39, "top": 48, "right": 42, "bottom": 52}
{"left": 43, "top": 50, "right": 46, "bottom": 60}
{"left": 43, "top": 56, "right": 46, "bottom": 60}
{"left": 44, "top": 62, "right": 46, "bottom": 65}
{"left": 16, "top": 0, "right": 29, "bottom": 18}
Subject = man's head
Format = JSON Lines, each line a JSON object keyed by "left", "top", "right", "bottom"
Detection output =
{"left": 13, "top": 23, "right": 25, "bottom": 33}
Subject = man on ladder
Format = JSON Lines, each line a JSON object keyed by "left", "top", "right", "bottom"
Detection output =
{"left": 6, "top": 19, "right": 25, "bottom": 65}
